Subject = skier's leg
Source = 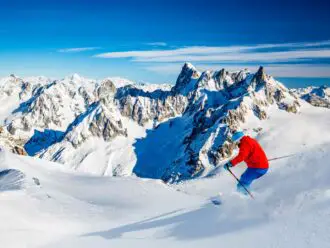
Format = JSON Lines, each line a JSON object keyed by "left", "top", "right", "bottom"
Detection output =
{"left": 237, "top": 168, "right": 255, "bottom": 194}
{"left": 237, "top": 168, "right": 268, "bottom": 194}
{"left": 254, "top": 168, "right": 268, "bottom": 179}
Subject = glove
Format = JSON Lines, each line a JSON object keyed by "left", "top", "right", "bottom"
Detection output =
{"left": 223, "top": 162, "right": 233, "bottom": 171}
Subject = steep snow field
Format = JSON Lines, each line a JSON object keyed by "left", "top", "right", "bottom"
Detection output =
{"left": 1, "top": 101, "right": 330, "bottom": 248}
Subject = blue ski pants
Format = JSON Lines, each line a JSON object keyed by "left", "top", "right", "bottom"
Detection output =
{"left": 237, "top": 168, "right": 268, "bottom": 194}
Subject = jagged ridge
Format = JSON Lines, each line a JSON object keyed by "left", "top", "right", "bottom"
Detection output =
{"left": 0, "top": 64, "right": 322, "bottom": 182}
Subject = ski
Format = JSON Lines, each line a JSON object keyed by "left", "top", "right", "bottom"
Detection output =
{"left": 210, "top": 193, "right": 223, "bottom": 206}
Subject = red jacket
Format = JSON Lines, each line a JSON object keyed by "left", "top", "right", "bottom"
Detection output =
{"left": 230, "top": 136, "right": 269, "bottom": 169}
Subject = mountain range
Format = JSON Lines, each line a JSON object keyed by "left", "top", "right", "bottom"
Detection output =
{"left": 0, "top": 63, "right": 329, "bottom": 182}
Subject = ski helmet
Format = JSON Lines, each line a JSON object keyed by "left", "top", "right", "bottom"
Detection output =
{"left": 231, "top": 131, "right": 245, "bottom": 143}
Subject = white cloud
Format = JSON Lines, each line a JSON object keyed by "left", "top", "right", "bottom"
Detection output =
{"left": 94, "top": 40, "right": 330, "bottom": 64}
{"left": 145, "top": 42, "right": 167, "bottom": 47}
{"left": 94, "top": 46, "right": 223, "bottom": 58}
{"left": 134, "top": 49, "right": 330, "bottom": 63}
{"left": 93, "top": 40, "right": 330, "bottom": 77}
{"left": 58, "top": 47, "right": 101, "bottom": 53}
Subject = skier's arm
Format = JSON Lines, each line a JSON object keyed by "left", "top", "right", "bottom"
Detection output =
{"left": 230, "top": 142, "right": 250, "bottom": 167}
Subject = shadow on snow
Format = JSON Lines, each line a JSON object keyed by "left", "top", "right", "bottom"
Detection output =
{"left": 24, "top": 129, "right": 65, "bottom": 156}
{"left": 84, "top": 203, "right": 265, "bottom": 240}
{"left": 0, "top": 169, "right": 25, "bottom": 191}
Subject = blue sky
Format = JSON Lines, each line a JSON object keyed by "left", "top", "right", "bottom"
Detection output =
{"left": 1, "top": 0, "right": 330, "bottom": 86}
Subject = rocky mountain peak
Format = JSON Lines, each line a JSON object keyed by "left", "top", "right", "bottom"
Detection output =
{"left": 250, "top": 66, "right": 267, "bottom": 87}
{"left": 97, "top": 79, "right": 117, "bottom": 104}
{"left": 172, "top": 63, "right": 201, "bottom": 94}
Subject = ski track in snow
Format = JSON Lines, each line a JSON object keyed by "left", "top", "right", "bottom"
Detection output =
{"left": 0, "top": 103, "right": 330, "bottom": 247}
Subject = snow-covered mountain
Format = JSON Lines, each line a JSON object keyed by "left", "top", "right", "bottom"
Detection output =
{"left": 0, "top": 75, "right": 49, "bottom": 122}
{"left": 156, "top": 64, "right": 300, "bottom": 182}
{"left": 0, "top": 64, "right": 325, "bottom": 182}
{"left": 292, "top": 85, "right": 330, "bottom": 108}
{"left": 1, "top": 99, "right": 330, "bottom": 248}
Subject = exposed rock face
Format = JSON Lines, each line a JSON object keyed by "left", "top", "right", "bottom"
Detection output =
{"left": 6, "top": 75, "right": 97, "bottom": 139}
{"left": 63, "top": 102, "right": 127, "bottom": 148}
{"left": 12, "top": 146, "right": 27, "bottom": 156}
{"left": 0, "top": 126, "right": 27, "bottom": 156}
{"left": 304, "top": 95, "right": 330, "bottom": 108}
{"left": 119, "top": 95, "right": 187, "bottom": 125}
{"left": 115, "top": 85, "right": 188, "bottom": 126}
{"left": 251, "top": 66, "right": 266, "bottom": 88}
{"left": 97, "top": 79, "right": 117, "bottom": 103}
{"left": 293, "top": 85, "right": 330, "bottom": 108}
{"left": 213, "top": 68, "right": 248, "bottom": 90}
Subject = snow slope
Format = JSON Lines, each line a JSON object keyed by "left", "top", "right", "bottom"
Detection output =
{"left": 1, "top": 101, "right": 330, "bottom": 248}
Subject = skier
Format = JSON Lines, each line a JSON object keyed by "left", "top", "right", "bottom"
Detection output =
{"left": 224, "top": 131, "right": 269, "bottom": 195}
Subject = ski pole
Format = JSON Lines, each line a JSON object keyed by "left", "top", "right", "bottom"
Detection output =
{"left": 268, "top": 153, "right": 297, "bottom": 162}
{"left": 227, "top": 167, "right": 255, "bottom": 199}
